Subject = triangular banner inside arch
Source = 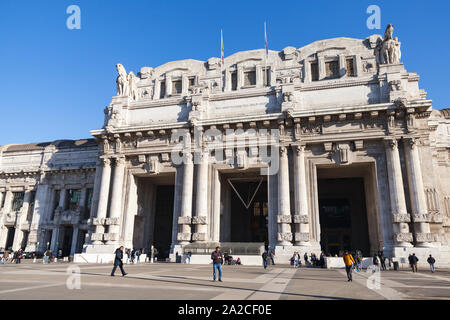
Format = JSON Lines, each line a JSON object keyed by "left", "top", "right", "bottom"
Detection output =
{"left": 227, "top": 178, "right": 263, "bottom": 210}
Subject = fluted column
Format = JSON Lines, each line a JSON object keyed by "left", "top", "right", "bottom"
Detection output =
{"left": 384, "top": 138, "right": 413, "bottom": 247}
{"left": 2, "top": 189, "right": 12, "bottom": 213}
{"left": 93, "top": 158, "right": 111, "bottom": 244}
{"left": 178, "top": 152, "right": 194, "bottom": 244}
{"left": 404, "top": 138, "right": 433, "bottom": 247}
{"left": 277, "top": 146, "right": 292, "bottom": 245}
{"left": 193, "top": 148, "right": 209, "bottom": 242}
{"left": 106, "top": 156, "right": 126, "bottom": 244}
{"left": 293, "top": 145, "right": 310, "bottom": 246}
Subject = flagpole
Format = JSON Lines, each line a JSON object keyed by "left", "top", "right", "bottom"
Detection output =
{"left": 264, "top": 22, "right": 267, "bottom": 87}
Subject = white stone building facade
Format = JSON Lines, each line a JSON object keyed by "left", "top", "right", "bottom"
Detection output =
{"left": 1, "top": 28, "right": 450, "bottom": 265}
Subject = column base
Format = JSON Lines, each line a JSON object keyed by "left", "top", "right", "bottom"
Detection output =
{"left": 415, "top": 242, "right": 434, "bottom": 248}
{"left": 294, "top": 241, "right": 312, "bottom": 247}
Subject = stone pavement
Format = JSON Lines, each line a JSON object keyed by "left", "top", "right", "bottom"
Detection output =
{"left": 0, "top": 262, "right": 448, "bottom": 300}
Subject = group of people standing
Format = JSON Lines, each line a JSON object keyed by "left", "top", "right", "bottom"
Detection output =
{"left": 125, "top": 248, "right": 142, "bottom": 264}
{"left": 1, "top": 249, "right": 24, "bottom": 264}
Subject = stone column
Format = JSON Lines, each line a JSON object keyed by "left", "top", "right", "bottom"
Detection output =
{"left": 277, "top": 146, "right": 292, "bottom": 245}
{"left": 3, "top": 189, "right": 12, "bottom": 213}
{"left": 58, "top": 187, "right": 67, "bottom": 211}
{"left": 79, "top": 187, "right": 88, "bottom": 219}
{"left": 106, "top": 156, "right": 126, "bottom": 244}
{"left": 293, "top": 145, "right": 310, "bottom": 246}
{"left": 70, "top": 227, "right": 79, "bottom": 256}
{"left": 93, "top": 158, "right": 111, "bottom": 244}
{"left": 193, "top": 148, "right": 209, "bottom": 242}
{"left": 177, "top": 152, "right": 194, "bottom": 245}
{"left": 12, "top": 190, "right": 32, "bottom": 251}
{"left": 50, "top": 226, "right": 60, "bottom": 252}
{"left": 404, "top": 138, "right": 433, "bottom": 247}
{"left": 384, "top": 138, "right": 413, "bottom": 247}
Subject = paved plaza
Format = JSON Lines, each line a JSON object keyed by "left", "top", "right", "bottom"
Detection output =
{"left": 0, "top": 262, "right": 448, "bottom": 300}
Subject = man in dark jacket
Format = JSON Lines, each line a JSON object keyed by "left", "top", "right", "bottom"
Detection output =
{"left": 410, "top": 253, "right": 419, "bottom": 273}
{"left": 111, "top": 246, "right": 127, "bottom": 277}
{"left": 427, "top": 254, "right": 436, "bottom": 273}
{"left": 262, "top": 251, "right": 268, "bottom": 269}
{"left": 378, "top": 251, "right": 386, "bottom": 271}
{"left": 211, "top": 246, "right": 223, "bottom": 282}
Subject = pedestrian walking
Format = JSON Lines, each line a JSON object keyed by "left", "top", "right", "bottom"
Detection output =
{"left": 304, "top": 252, "right": 308, "bottom": 265}
{"left": 372, "top": 253, "right": 379, "bottom": 268}
{"left": 211, "top": 246, "right": 223, "bottom": 282}
{"left": 269, "top": 249, "right": 275, "bottom": 265}
{"left": 136, "top": 249, "right": 141, "bottom": 263}
{"left": 378, "top": 251, "right": 386, "bottom": 271}
{"left": 343, "top": 250, "right": 356, "bottom": 282}
{"left": 111, "top": 246, "right": 127, "bottom": 277}
{"left": 1, "top": 250, "right": 9, "bottom": 264}
{"left": 262, "top": 251, "right": 268, "bottom": 269}
{"left": 186, "top": 251, "right": 192, "bottom": 264}
{"left": 427, "top": 254, "right": 435, "bottom": 273}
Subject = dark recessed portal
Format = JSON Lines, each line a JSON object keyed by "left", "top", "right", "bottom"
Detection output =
{"left": 153, "top": 185, "right": 174, "bottom": 260}
{"left": 61, "top": 226, "right": 73, "bottom": 257}
{"left": 5, "top": 227, "right": 15, "bottom": 250}
{"left": 318, "top": 178, "right": 370, "bottom": 256}
{"left": 230, "top": 179, "right": 268, "bottom": 245}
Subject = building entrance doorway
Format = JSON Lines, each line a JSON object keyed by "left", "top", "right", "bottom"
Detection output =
{"left": 5, "top": 227, "right": 15, "bottom": 250}
{"left": 229, "top": 178, "right": 268, "bottom": 246}
{"left": 61, "top": 226, "right": 73, "bottom": 257}
{"left": 153, "top": 185, "right": 174, "bottom": 261}
{"left": 317, "top": 166, "right": 378, "bottom": 256}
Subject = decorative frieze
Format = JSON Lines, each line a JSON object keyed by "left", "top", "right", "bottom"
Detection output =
{"left": 92, "top": 218, "right": 105, "bottom": 226}
{"left": 103, "top": 233, "right": 119, "bottom": 241}
{"left": 412, "top": 213, "right": 432, "bottom": 223}
{"left": 192, "top": 216, "right": 207, "bottom": 225}
{"left": 294, "top": 232, "right": 310, "bottom": 242}
{"left": 393, "top": 232, "right": 413, "bottom": 243}
{"left": 178, "top": 216, "right": 192, "bottom": 225}
{"left": 192, "top": 233, "right": 207, "bottom": 241}
{"left": 90, "top": 233, "right": 104, "bottom": 241}
{"left": 415, "top": 233, "right": 434, "bottom": 243}
{"left": 392, "top": 214, "right": 411, "bottom": 223}
{"left": 177, "top": 232, "right": 191, "bottom": 241}
{"left": 277, "top": 232, "right": 293, "bottom": 242}
{"left": 104, "top": 217, "right": 121, "bottom": 225}
{"left": 293, "top": 215, "right": 309, "bottom": 224}
{"left": 277, "top": 215, "right": 292, "bottom": 224}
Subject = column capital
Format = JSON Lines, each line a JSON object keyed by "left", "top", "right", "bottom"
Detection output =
{"left": 115, "top": 156, "right": 126, "bottom": 166}
{"left": 384, "top": 137, "right": 398, "bottom": 149}
{"left": 293, "top": 144, "right": 306, "bottom": 155}
{"left": 100, "top": 157, "right": 111, "bottom": 166}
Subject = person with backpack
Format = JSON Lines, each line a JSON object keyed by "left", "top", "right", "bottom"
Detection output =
{"left": 427, "top": 254, "right": 436, "bottom": 273}
{"left": 410, "top": 253, "right": 419, "bottom": 272}
{"left": 373, "top": 253, "right": 379, "bottom": 269}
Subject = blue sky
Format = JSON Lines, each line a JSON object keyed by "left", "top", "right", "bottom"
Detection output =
{"left": 0, "top": 0, "right": 449, "bottom": 145}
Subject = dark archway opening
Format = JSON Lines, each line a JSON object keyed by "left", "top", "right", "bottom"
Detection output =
{"left": 153, "top": 185, "right": 174, "bottom": 261}
{"left": 318, "top": 177, "right": 370, "bottom": 256}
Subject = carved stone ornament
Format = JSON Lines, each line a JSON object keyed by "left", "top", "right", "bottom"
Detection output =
{"left": 105, "top": 217, "right": 121, "bottom": 225}
{"left": 90, "top": 233, "right": 104, "bottom": 241}
{"left": 412, "top": 213, "right": 432, "bottom": 223}
{"left": 192, "top": 232, "right": 207, "bottom": 241}
{"left": 377, "top": 24, "right": 402, "bottom": 65}
{"left": 178, "top": 216, "right": 192, "bottom": 225}
{"left": 277, "top": 232, "right": 293, "bottom": 242}
{"left": 277, "top": 215, "right": 292, "bottom": 224}
{"left": 92, "top": 218, "right": 105, "bottom": 226}
{"left": 415, "top": 232, "right": 434, "bottom": 243}
{"left": 393, "top": 232, "right": 413, "bottom": 243}
{"left": 430, "top": 213, "right": 443, "bottom": 223}
{"left": 192, "top": 216, "right": 207, "bottom": 225}
{"left": 177, "top": 232, "right": 191, "bottom": 241}
{"left": 116, "top": 63, "right": 140, "bottom": 101}
{"left": 293, "top": 215, "right": 309, "bottom": 224}
{"left": 103, "top": 233, "right": 119, "bottom": 241}
{"left": 295, "top": 232, "right": 310, "bottom": 242}
{"left": 392, "top": 214, "right": 411, "bottom": 223}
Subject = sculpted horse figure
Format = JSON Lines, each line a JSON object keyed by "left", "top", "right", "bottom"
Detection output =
{"left": 116, "top": 63, "right": 129, "bottom": 96}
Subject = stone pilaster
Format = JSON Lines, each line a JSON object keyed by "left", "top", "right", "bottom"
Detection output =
{"left": 403, "top": 138, "right": 433, "bottom": 247}
{"left": 293, "top": 145, "right": 310, "bottom": 246}
{"left": 106, "top": 156, "right": 126, "bottom": 244}
{"left": 193, "top": 149, "right": 209, "bottom": 242}
{"left": 93, "top": 158, "right": 111, "bottom": 243}
{"left": 277, "top": 146, "right": 292, "bottom": 245}
{"left": 178, "top": 152, "right": 194, "bottom": 244}
{"left": 384, "top": 138, "right": 413, "bottom": 247}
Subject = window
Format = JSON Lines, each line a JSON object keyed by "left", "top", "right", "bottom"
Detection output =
{"left": 311, "top": 62, "right": 319, "bottom": 81}
{"left": 11, "top": 192, "right": 25, "bottom": 211}
{"left": 325, "top": 60, "right": 339, "bottom": 79}
{"left": 84, "top": 188, "right": 93, "bottom": 219}
{"left": 188, "top": 77, "right": 195, "bottom": 89}
{"left": 172, "top": 80, "right": 182, "bottom": 95}
{"left": 231, "top": 72, "right": 237, "bottom": 90}
{"left": 243, "top": 71, "right": 256, "bottom": 86}
{"left": 263, "top": 67, "right": 270, "bottom": 86}
{"left": 27, "top": 191, "right": 36, "bottom": 221}
{"left": 68, "top": 189, "right": 81, "bottom": 210}
{"left": 0, "top": 192, "right": 5, "bottom": 209}
{"left": 346, "top": 58, "right": 355, "bottom": 77}
{"left": 159, "top": 81, "right": 166, "bottom": 98}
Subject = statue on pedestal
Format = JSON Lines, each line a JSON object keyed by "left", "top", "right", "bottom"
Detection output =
{"left": 377, "top": 24, "right": 402, "bottom": 65}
